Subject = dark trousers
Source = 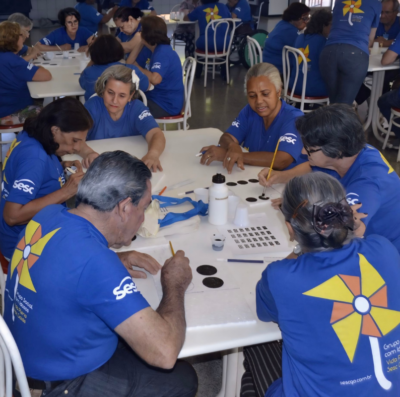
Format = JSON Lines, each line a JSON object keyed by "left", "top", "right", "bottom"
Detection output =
{"left": 240, "top": 341, "right": 282, "bottom": 397}
{"left": 378, "top": 88, "right": 400, "bottom": 139}
{"left": 147, "top": 99, "right": 174, "bottom": 118}
{"left": 319, "top": 43, "right": 369, "bottom": 105}
{"left": 16, "top": 343, "right": 198, "bottom": 397}
{"left": 174, "top": 32, "right": 195, "bottom": 58}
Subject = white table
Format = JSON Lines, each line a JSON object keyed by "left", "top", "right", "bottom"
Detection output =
{"left": 32, "top": 51, "right": 89, "bottom": 69}
{"left": 365, "top": 51, "right": 400, "bottom": 142}
{"left": 63, "top": 128, "right": 288, "bottom": 397}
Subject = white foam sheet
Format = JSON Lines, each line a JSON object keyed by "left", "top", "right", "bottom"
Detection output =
{"left": 151, "top": 172, "right": 166, "bottom": 194}
{"left": 134, "top": 244, "right": 256, "bottom": 328}
{"left": 218, "top": 213, "right": 291, "bottom": 255}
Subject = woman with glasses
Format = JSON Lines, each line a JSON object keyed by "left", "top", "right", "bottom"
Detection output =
{"left": 320, "top": 0, "right": 381, "bottom": 105}
{"left": 258, "top": 104, "right": 400, "bottom": 253}
{"left": 241, "top": 171, "right": 400, "bottom": 397}
{"left": 35, "top": 8, "right": 93, "bottom": 52}
{"left": 262, "top": 3, "right": 311, "bottom": 74}
{"left": 199, "top": 63, "right": 305, "bottom": 174}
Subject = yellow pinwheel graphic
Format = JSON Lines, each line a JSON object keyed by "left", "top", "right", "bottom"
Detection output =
{"left": 2, "top": 139, "right": 20, "bottom": 184}
{"left": 343, "top": 0, "right": 364, "bottom": 26}
{"left": 10, "top": 220, "right": 60, "bottom": 292}
{"left": 304, "top": 253, "right": 400, "bottom": 390}
{"left": 298, "top": 45, "right": 311, "bottom": 65}
{"left": 203, "top": 5, "right": 222, "bottom": 23}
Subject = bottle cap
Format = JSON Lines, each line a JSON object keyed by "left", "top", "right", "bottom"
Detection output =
{"left": 212, "top": 173, "right": 226, "bottom": 184}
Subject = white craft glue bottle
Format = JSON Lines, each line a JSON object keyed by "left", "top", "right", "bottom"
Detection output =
{"left": 208, "top": 173, "right": 228, "bottom": 225}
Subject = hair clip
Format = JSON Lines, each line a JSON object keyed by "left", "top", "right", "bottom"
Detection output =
{"left": 292, "top": 199, "right": 308, "bottom": 219}
{"left": 131, "top": 70, "right": 140, "bottom": 88}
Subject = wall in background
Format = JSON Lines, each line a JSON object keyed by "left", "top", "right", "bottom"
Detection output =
{"left": 30, "top": 0, "right": 76, "bottom": 20}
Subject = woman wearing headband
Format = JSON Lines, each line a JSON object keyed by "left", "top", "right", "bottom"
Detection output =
{"left": 242, "top": 172, "right": 400, "bottom": 397}
{"left": 84, "top": 64, "right": 165, "bottom": 172}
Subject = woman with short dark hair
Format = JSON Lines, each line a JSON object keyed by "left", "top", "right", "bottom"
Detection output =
{"left": 258, "top": 104, "right": 400, "bottom": 253}
{"left": 262, "top": 3, "right": 311, "bottom": 74}
{"left": 35, "top": 8, "right": 93, "bottom": 52}
{"left": 134, "top": 16, "right": 184, "bottom": 118}
{"left": 242, "top": 171, "right": 400, "bottom": 397}
{"left": 79, "top": 34, "right": 149, "bottom": 101}
{"left": 0, "top": 97, "right": 97, "bottom": 260}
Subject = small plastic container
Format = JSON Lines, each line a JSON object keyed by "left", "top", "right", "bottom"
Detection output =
{"left": 211, "top": 234, "right": 226, "bottom": 251}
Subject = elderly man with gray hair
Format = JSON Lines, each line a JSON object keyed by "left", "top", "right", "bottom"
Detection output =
{"left": 4, "top": 151, "right": 198, "bottom": 397}
{"left": 7, "top": 13, "right": 41, "bottom": 62}
{"left": 375, "top": 0, "right": 400, "bottom": 47}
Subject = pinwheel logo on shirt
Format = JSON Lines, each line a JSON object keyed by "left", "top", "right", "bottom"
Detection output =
{"left": 10, "top": 220, "right": 60, "bottom": 293}
{"left": 203, "top": 6, "right": 222, "bottom": 23}
{"left": 380, "top": 152, "right": 394, "bottom": 174}
{"left": 298, "top": 45, "right": 311, "bottom": 65}
{"left": 2, "top": 139, "right": 20, "bottom": 183}
{"left": 304, "top": 253, "right": 400, "bottom": 390}
{"left": 343, "top": 0, "right": 364, "bottom": 26}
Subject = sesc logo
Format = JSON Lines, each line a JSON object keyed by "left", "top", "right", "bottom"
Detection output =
{"left": 152, "top": 62, "right": 162, "bottom": 70}
{"left": 13, "top": 179, "right": 35, "bottom": 194}
{"left": 232, "top": 120, "right": 240, "bottom": 128}
{"left": 139, "top": 110, "right": 151, "bottom": 120}
{"left": 280, "top": 133, "right": 297, "bottom": 145}
{"left": 346, "top": 193, "right": 360, "bottom": 206}
{"left": 113, "top": 276, "right": 138, "bottom": 300}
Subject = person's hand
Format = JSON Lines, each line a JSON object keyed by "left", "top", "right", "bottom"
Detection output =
{"left": 60, "top": 44, "right": 72, "bottom": 51}
{"left": 78, "top": 45, "right": 88, "bottom": 53}
{"left": 117, "top": 251, "right": 162, "bottom": 279}
{"left": 271, "top": 197, "right": 282, "bottom": 210}
{"left": 223, "top": 143, "right": 245, "bottom": 174}
{"left": 27, "top": 46, "right": 41, "bottom": 60}
{"left": 61, "top": 167, "right": 84, "bottom": 198}
{"left": 142, "top": 152, "right": 163, "bottom": 172}
{"left": 199, "top": 145, "right": 227, "bottom": 165}
{"left": 161, "top": 250, "right": 192, "bottom": 293}
{"left": 62, "top": 159, "right": 83, "bottom": 172}
{"left": 82, "top": 151, "right": 99, "bottom": 169}
{"left": 258, "top": 167, "right": 288, "bottom": 187}
{"left": 351, "top": 203, "right": 367, "bottom": 237}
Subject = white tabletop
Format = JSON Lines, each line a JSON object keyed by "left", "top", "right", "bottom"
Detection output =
{"left": 32, "top": 51, "right": 89, "bottom": 68}
{"left": 63, "top": 129, "right": 286, "bottom": 358}
{"left": 368, "top": 50, "right": 400, "bottom": 72}
{"left": 27, "top": 66, "right": 84, "bottom": 99}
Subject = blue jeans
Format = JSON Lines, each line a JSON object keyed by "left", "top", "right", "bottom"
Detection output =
{"left": 320, "top": 43, "right": 369, "bottom": 105}
{"left": 378, "top": 89, "right": 400, "bottom": 139}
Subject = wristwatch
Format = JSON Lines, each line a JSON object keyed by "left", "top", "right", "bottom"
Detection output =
{"left": 293, "top": 244, "right": 302, "bottom": 256}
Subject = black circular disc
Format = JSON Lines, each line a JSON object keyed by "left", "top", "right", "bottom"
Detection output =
{"left": 197, "top": 265, "right": 217, "bottom": 276}
{"left": 246, "top": 197, "right": 257, "bottom": 202}
{"left": 248, "top": 179, "right": 258, "bottom": 183}
{"left": 259, "top": 196, "right": 270, "bottom": 200}
{"left": 203, "top": 277, "right": 224, "bottom": 288}
{"left": 237, "top": 180, "right": 248, "bottom": 185}
{"left": 132, "top": 235, "right": 137, "bottom": 241}
{"left": 226, "top": 182, "right": 237, "bottom": 186}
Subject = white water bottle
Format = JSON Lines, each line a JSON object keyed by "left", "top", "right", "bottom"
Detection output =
{"left": 208, "top": 173, "right": 228, "bottom": 225}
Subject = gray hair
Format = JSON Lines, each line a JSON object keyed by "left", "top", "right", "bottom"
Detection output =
{"left": 76, "top": 151, "right": 152, "bottom": 212}
{"left": 382, "top": 0, "right": 399, "bottom": 13}
{"left": 281, "top": 172, "right": 355, "bottom": 253}
{"left": 8, "top": 13, "right": 33, "bottom": 29}
{"left": 95, "top": 65, "right": 138, "bottom": 98}
{"left": 245, "top": 63, "right": 282, "bottom": 92}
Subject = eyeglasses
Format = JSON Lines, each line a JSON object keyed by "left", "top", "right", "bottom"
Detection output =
{"left": 66, "top": 20, "right": 79, "bottom": 26}
{"left": 304, "top": 146, "right": 322, "bottom": 156}
{"left": 301, "top": 15, "right": 311, "bottom": 22}
{"left": 382, "top": 10, "right": 395, "bottom": 15}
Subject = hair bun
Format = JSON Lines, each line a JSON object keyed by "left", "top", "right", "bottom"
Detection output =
{"left": 312, "top": 201, "right": 354, "bottom": 236}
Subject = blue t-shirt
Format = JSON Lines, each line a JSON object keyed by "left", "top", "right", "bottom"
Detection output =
{"left": 0, "top": 52, "right": 38, "bottom": 118}
{"left": 18, "top": 45, "right": 29, "bottom": 57}
{"left": 75, "top": 2, "right": 103, "bottom": 34}
{"left": 388, "top": 31, "right": 400, "bottom": 55}
{"left": 226, "top": 101, "right": 305, "bottom": 170}
{"left": 4, "top": 205, "right": 149, "bottom": 380}
{"left": 327, "top": 0, "right": 381, "bottom": 55}
{"left": 39, "top": 26, "right": 92, "bottom": 47}
{"left": 85, "top": 96, "right": 159, "bottom": 140}
{"left": 119, "top": 0, "right": 154, "bottom": 10}
{"left": 79, "top": 61, "right": 149, "bottom": 101}
{"left": 289, "top": 33, "right": 328, "bottom": 97}
{"left": 188, "top": 2, "right": 232, "bottom": 52}
{"left": 376, "top": 17, "right": 400, "bottom": 40}
{"left": 146, "top": 44, "right": 184, "bottom": 116}
{"left": 257, "top": 235, "right": 400, "bottom": 397}
{"left": 312, "top": 145, "right": 400, "bottom": 253}
{"left": 262, "top": 20, "right": 299, "bottom": 74}
{"left": 0, "top": 132, "right": 65, "bottom": 259}
{"left": 227, "top": 0, "right": 252, "bottom": 24}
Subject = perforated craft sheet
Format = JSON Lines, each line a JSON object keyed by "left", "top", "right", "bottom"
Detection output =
{"left": 218, "top": 213, "right": 290, "bottom": 255}
{"left": 135, "top": 244, "right": 255, "bottom": 328}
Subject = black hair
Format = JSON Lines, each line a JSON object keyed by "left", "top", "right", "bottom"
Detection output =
{"left": 305, "top": 9, "right": 332, "bottom": 35}
{"left": 113, "top": 7, "right": 143, "bottom": 22}
{"left": 295, "top": 104, "right": 366, "bottom": 159}
{"left": 23, "top": 97, "right": 93, "bottom": 155}
{"left": 89, "top": 35, "right": 124, "bottom": 65}
{"left": 282, "top": 3, "right": 311, "bottom": 22}
{"left": 58, "top": 8, "right": 80, "bottom": 26}
{"left": 201, "top": 0, "right": 220, "bottom": 3}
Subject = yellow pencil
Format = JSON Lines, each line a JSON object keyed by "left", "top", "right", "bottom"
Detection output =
{"left": 169, "top": 241, "right": 175, "bottom": 256}
{"left": 267, "top": 138, "right": 282, "bottom": 181}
